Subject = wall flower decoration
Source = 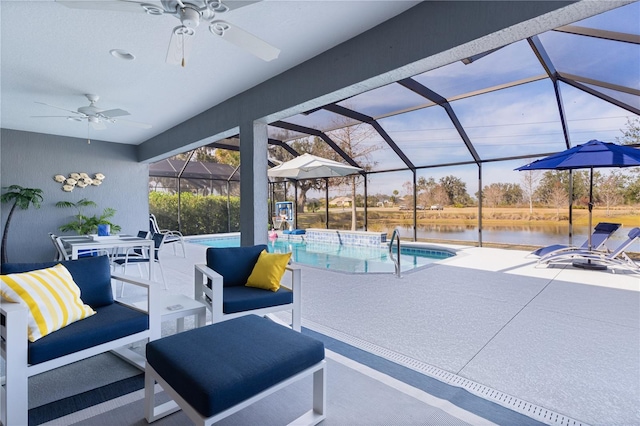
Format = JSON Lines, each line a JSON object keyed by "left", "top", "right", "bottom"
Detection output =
{"left": 55, "top": 172, "right": 106, "bottom": 191}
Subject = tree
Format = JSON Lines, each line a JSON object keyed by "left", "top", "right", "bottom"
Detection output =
{"left": 615, "top": 117, "right": 640, "bottom": 204}
{"left": 439, "top": 175, "right": 472, "bottom": 206}
{"left": 548, "top": 182, "right": 567, "bottom": 220}
{"left": 1, "top": 185, "right": 44, "bottom": 263}
{"left": 598, "top": 172, "right": 624, "bottom": 215}
{"left": 615, "top": 116, "right": 640, "bottom": 145}
{"left": 483, "top": 184, "right": 505, "bottom": 208}
{"left": 214, "top": 149, "right": 240, "bottom": 167}
{"left": 521, "top": 170, "right": 541, "bottom": 213}
{"left": 326, "top": 117, "right": 379, "bottom": 230}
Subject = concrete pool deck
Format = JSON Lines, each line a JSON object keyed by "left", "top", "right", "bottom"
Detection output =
{"left": 155, "top": 240, "right": 639, "bottom": 425}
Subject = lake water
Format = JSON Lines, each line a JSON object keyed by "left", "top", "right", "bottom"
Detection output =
{"left": 385, "top": 224, "right": 639, "bottom": 249}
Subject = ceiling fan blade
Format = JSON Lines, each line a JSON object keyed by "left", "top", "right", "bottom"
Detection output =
{"left": 31, "top": 115, "right": 74, "bottom": 118}
{"left": 35, "top": 101, "right": 83, "bottom": 115}
{"left": 166, "top": 27, "right": 195, "bottom": 66}
{"left": 56, "top": 0, "right": 159, "bottom": 13}
{"left": 209, "top": 20, "right": 280, "bottom": 61}
{"left": 90, "top": 120, "right": 107, "bottom": 130}
{"left": 115, "top": 118, "right": 153, "bottom": 129}
{"left": 100, "top": 108, "right": 130, "bottom": 118}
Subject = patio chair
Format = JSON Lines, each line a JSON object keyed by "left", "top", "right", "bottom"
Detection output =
{"left": 149, "top": 213, "right": 186, "bottom": 257}
{"left": 539, "top": 227, "right": 640, "bottom": 273}
{"left": 113, "top": 232, "right": 168, "bottom": 295}
{"left": 194, "top": 245, "right": 301, "bottom": 331}
{"left": 533, "top": 222, "right": 621, "bottom": 262}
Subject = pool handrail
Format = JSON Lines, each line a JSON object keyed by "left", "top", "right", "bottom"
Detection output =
{"left": 389, "top": 227, "right": 401, "bottom": 278}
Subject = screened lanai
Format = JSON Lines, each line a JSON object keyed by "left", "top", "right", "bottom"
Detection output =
{"left": 157, "top": 2, "right": 639, "bottom": 246}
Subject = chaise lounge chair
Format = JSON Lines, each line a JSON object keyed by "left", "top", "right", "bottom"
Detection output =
{"left": 532, "top": 222, "right": 621, "bottom": 262}
{"left": 538, "top": 227, "right": 640, "bottom": 274}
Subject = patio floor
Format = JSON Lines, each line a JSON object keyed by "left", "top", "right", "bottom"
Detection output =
{"left": 152, "top": 239, "right": 639, "bottom": 426}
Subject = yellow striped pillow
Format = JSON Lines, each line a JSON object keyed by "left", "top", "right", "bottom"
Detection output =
{"left": 1, "top": 264, "right": 96, "bottom": 342}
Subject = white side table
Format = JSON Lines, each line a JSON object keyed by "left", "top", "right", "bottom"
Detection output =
{"left": 128, "top": 291, "right": 207, "bottom": 333}
{"left": 159, "top": 292, "right": 207, "bottom": 332}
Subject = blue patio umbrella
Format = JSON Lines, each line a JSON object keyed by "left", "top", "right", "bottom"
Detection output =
{"left": 516, "top": 140, "right": 640, "bottom": 250}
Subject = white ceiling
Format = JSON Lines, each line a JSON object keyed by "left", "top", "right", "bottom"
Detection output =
{"left": 0, "top": 0, "right": 418, "bottom": 145}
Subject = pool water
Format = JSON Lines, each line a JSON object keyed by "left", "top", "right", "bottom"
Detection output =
{"left": 191, "top": 236, "right": 454, "bottom": 274}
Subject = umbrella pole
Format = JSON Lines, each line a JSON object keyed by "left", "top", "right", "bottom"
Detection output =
{"left": 325, "top": 178, "right": 329, "bottom": 230}
{"left": 588, "top": 167, "right": 593, "bottom": 250}
{"left": 573, "top": 167, "right": 605, "bottom": 270}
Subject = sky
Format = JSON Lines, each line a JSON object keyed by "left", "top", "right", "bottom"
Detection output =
{"left": 276, "top": 2, "right": 639, "bottom": 200}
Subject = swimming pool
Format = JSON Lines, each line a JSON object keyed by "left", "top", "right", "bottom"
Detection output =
{"left": 190, "top": 235, "right": 455, "bottom": 274}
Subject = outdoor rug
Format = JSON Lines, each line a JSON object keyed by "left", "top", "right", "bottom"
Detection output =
{"left": 28, "top": 329, "right": 541, "bottom": 425}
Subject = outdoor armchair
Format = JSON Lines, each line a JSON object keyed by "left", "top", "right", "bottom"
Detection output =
{"left": 194, "top": 245, "right": 301, "bottom": 331}
{"left": 0, "top": 255, "right": 160, "bottom": 426}
{"left": 113, "top": 232, "right": 168, "bottom": 295}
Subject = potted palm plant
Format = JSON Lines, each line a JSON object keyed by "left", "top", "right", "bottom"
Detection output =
{"left": 56, "top": 198, "right": 121, "bottom": 236}
{"left": 1, "top": 185, "right": 44, "bottom": 263}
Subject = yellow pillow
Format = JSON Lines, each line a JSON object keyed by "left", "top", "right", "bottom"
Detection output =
{"left": 1, "top": 264, "right": 96, "bottom": 342}
{"left": 245, "top": 250, "right": 292, "bottom": 292}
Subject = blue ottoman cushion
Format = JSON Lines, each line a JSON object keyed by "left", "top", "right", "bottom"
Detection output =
{"left": 146, "top": 315, "right": 324, "bottom": 418}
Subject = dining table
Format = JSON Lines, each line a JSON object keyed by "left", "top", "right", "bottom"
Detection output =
{"left": 59, "top": 234, "right": 154, "bottom": 279}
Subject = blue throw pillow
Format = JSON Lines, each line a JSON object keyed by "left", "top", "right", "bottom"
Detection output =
{"left": 206, "top": 245, "right": 267, "bottom": 287}
{"left": 1, "top": 255, "right": 114, "bottom": 308}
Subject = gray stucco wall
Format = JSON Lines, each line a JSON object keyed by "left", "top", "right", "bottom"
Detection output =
{"left": 0, "top": 129, "right": 148, "bottom": 262}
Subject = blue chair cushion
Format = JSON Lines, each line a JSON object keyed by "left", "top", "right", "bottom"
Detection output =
{"left": 146, "top": 315, "right": 324, "bottom": 418}
{"left": 222, "top": 286, "right": 293, "bottom": 314}
{"left": 28, "top": 302, "right": 148, "bottom": 365}
{"left": 206, "top": 245, "right": 267, "bottom": 287}
{"left": 283, "top": 229, "right": 306, "bottom": 235}
{"left": 1, "top": 255, "right": 114, "bottom": 308}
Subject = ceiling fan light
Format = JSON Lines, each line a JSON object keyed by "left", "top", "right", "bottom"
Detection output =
{"left": 206, "top": 0, "right": 228, "bottom": 14}
{"left": 209, "top": 21, "right": 229, "bottom": 36}
{"left": 110, "top": 49, "right": 135, "bottom": 61}
{"left": 141, "top": 3, "right": 165, "bottom": 15}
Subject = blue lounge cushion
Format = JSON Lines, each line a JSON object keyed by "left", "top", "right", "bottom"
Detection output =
{"left": 206, "top": 245, "right": 267, "bottom": 287}
{"left": 146, "top": 315, "right": 324, "bottom": 418}
{"left": 1, "top": 255, "right": 114, "bottom": 308}
{"left": 283, "top": 229, "right": 306, "bottom": 235}
{"left": 222, "top": 286, "right": 293, "bottom": 314}
{"left": 28, "top": 302, "right": 148, "bottom": 365}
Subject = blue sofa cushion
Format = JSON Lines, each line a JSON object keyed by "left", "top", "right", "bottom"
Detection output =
{"left": 1, "top": 255, "right": 114, "bottom": 308}
{"left": 146, "top": 315, "right": 324, "bottom": 418}
{"left": 28, "top": 302, "right": 148, "bottom": 365}
{"left": 222, "top": 286, "right": 293, "bottom": 314}
{"left": 206, "top": 245, "right": 267, "bottom": 287}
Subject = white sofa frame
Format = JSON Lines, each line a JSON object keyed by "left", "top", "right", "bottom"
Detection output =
{"left": 0, "top": 273, "right": 161, "bottom": 426}
{"left": 194, "top": 263, "right": 301, "bottom": 331}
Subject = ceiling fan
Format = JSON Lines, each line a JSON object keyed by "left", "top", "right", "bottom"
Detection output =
{"left": 57, "top": 0, "right": 281, "bottom": 67}
{"left": 33, "top": 94, "right": 152, "bottom": 130}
